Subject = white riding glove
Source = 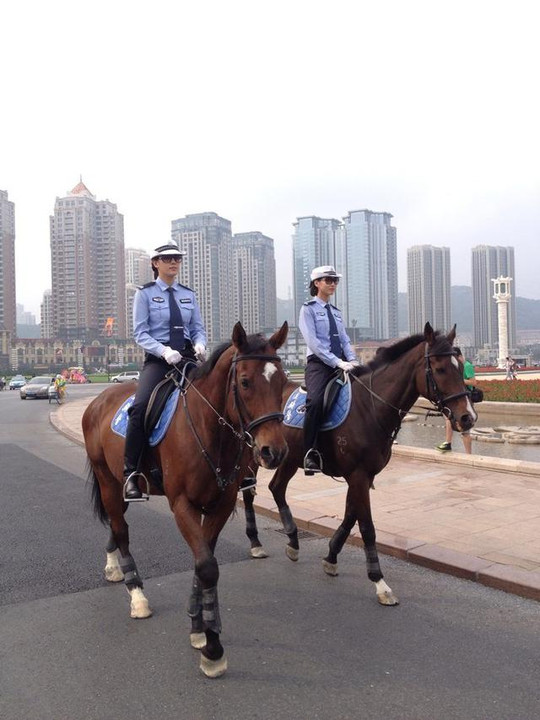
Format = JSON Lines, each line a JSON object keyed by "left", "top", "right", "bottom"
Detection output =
{"left": 162, "top": 347, "right": 182, "bottom": 365}
{"left": 337, "top": 359, "right": 355, "bottom": 373}
{"left": 350, "top": 360, "right": 361, "bottom": 367}
{"left": 194, "top": 342, "right": 207, "bottom": 362}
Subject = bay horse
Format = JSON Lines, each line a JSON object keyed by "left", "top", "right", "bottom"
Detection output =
{"left": 83, "top": 322, "right": 289, "bottom": 678}
{"left": 242, "top": 323, "right": 477, "bottom": 606}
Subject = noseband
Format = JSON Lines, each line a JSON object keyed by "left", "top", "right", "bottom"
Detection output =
{"left": 424, "top": 344, "right": 469, "bottom": 420}
{"left": 230, "top": 353, "right": 285, "bottom": 445}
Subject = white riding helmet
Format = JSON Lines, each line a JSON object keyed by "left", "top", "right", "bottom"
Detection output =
{"left": 151, "top": 243, "right": 186, "bottom": 260}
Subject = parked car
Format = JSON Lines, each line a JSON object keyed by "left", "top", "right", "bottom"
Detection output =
{"left": 9, "top": 374, "right": 27, "bottom": 390}
{"left": 110, "top": 371, "right": 140, "bottom": 383}
{"left": 20, "top": 376, "right": 55, "bottom": 399}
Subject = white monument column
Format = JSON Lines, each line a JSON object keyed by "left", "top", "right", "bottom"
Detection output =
{"left": 492, "top": 276, "right": 512, "bottom": 369}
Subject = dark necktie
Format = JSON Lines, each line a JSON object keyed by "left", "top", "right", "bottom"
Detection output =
{"left": 326, "top": 304, "right": 342, "bottom": 358}
{"left": 166, "top": 287, "right": 185, "bottom": 352}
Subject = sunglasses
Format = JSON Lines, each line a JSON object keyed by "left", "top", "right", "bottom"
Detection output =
{"left": 320, "top": 277, "right": 339, "bottom": 285}
{"left": 159, "top": 255, "right": 183, "bottom": 263}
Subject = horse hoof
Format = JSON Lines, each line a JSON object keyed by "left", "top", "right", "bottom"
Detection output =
{"left": 377, "top": 591, "right": 400, "bottom": 606}
{"left": 104, "top": 567, "right": 124, "bottom": 583}
{"left": 130, "top": 602, "right": 153, "bottom": 619}
{"left": 286, "top": 545, "right": 299, "bottom": 562}
{"left": 200, "top": 654, "right": 228, "bottom": 678}
{"left": 250, "top": 546, "right": 268, "bottom": 559}
{"left": 190, "top": 632, "right": 206, "bottom": 649}
{"left": 322, "top": 560, "right": 338, "bottom": 576}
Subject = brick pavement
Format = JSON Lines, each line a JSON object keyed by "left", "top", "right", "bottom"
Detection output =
{"left": 51, "top": 396, "right": 540, "bottom": 602}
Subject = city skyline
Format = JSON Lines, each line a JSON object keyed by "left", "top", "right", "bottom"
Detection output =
{"left": 1, "top": 3, "right": 538, "bottom": 317}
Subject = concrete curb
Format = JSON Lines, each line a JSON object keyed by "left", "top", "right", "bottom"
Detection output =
{"left": 51, "top": 398, "right": 540, "bottom": 603}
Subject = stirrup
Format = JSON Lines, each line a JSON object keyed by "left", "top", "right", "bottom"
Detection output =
{"left": 123, "top": 471, "right": 151, "bottom": 502}
{"left": 238, "top": 476, "right": 257, "bottom": 492}
{"left": 303, "top": 449, "right": 323, "bottom": 476}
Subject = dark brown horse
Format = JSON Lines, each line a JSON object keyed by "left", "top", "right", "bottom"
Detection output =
{"left": 83, "top": 322, "right": 289, "bottom": 678}
{"left": 242, "top": 323, "right": 477, "bottom": 605}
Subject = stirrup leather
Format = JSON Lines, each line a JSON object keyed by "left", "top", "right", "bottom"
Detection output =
{"left": 123, "top": 471, "right": 151, "bottom": 502}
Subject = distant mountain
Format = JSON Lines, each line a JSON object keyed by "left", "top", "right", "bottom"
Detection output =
{"left": 398, "top": 287, "right": 540, "bottom": 333}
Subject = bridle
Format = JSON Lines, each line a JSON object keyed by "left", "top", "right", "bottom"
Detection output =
{"left": 423, "top": 344, "right": 469, "bottom": 420}
{"left": 351, "top": 341, "right": 470, "bottom": 440}
{"left": 178, "top": 350, "right": 284, "bottom": 489}
{"left": 230, "top": 353, "right": 284, "bottom": 447}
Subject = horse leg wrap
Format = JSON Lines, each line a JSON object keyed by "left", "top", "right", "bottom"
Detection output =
{"left": 187, "top": 575, "right": 203, "bottom": 633}
{"left": 105, "top": 531, "right": 117, "bottom": 553}
{"left": 119, "top": 555, "right": 143, "bottom": 589}
{"left": 328, "top": 524, "right": 351, "bottom": 559}
{"left": 202, "top": 586, "right": 222, "bottom": 634}
{"left": 279, "top": 506, "right": 296, "bottom": 536}
{"left": 245, "top": 503, "right": 259, "bottom": 543}
{"left": 364, "top": 545, "right": 383, "bottom": 582}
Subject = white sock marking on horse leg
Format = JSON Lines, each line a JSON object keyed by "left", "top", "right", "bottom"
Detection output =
{"left": 104, "top": 551, "right": 124, "bottom": 582}
{"left": 375, "top": 578, "right": 399, "bottom": 605}
{"left": 263, "top": 362, "right": 277, "bottom": 382}
{"left": 128, "top": 587, "right": 152, "bottom": 618}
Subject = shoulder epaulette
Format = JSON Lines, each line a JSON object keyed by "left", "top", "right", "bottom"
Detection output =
{"left": 303, "top": 299, "right": 317, "bottom": 306}
{"left": 140, "top": 281, "right": 156, "bottom": 289}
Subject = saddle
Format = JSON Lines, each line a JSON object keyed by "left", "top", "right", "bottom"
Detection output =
{"left": 284, "top": 370, "right": 351, "bottom": 430}
{"left": 143, "top": 361, "right": 196, "bottom": 436}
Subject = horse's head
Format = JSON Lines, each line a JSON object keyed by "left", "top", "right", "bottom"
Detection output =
{"left": 228, "top": 321, "right": 290, "bottom": 469}
{"left": 421, "top": 322, "right": 477, "bottom": 432}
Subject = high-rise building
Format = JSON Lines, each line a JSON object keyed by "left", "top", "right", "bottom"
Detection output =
{"left": 292, "top": 216, "right": 343, "bottom": 321}
{"left": 125, "top": 248, "right": 153, "bottom": 334}
{"left": 0, "top": 189, "right": 16, "bottom": 335}
{"left": 41, "top": 290, "right": 53, "bottom": 338}
{"left": 472, "top": 245, "right": 516, "bottom": 350}
{"left": 171, "top": 212, "right": 233, "bottom": 343}
{"left": 50, "top": 180, "right": 126, "bottom": 341}
{"left": 407, "top": 245, "right": 451, "bottom": 334}
{"left": 231, "top": 232, "right": 277, "bottom": 333}
{"left": 342, "top": 210, "right": 398, "bottom": 340}
{"left": 125, "top": 247, "right": 153, "bottom": 286}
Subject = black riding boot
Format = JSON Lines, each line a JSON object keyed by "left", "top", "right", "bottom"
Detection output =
{"left": 123, "top": 411, "right": 146, "bottom": 501}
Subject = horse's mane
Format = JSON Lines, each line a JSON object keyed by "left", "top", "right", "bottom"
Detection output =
{"left": 352, "top": 330, "right": 451, "bottom": 377}
{"left": 190, "top": 333, "right": 272, "bottom": 380}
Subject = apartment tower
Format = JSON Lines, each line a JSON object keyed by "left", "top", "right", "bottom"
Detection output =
{"left": 231, "top": 232, "right": 277, "bottom": 333}
{"left": 171, "top": 212, "right": 233, "bottom": 343}
{"left": 292, "top": 216, "right": 343, "bottom": 321}
{"left": 50, "top": 181, "right": 126, "bottom": 341}
{"left": 407, "top": 245, "right": 451, "bottom": 334}
{"left": 0, "top": 189, "right": 16, "bottom": 335}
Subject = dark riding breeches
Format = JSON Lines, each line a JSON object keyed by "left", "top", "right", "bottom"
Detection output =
{"left": 303, "top": 357, "right": 336, "bottom": 454}
{"left": 123, "top": 347, "right": 196, "bottom": 473}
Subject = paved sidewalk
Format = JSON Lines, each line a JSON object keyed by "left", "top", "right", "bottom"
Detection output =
{"left": 51, "top": 397, "right": 540, "bottom": 602}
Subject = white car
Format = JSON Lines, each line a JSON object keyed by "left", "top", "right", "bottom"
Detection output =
{"left": 110, "top": 371, "right": 140, "bottom": 383}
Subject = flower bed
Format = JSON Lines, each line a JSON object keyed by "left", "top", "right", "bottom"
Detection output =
{"left": 476, "top": 379, "right": 540, "bottom": 403}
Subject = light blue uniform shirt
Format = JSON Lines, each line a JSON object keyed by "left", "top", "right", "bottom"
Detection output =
{"left": 133, "top": 278, "right": 207, "bottom": 358}
{"left": 299, "top": 297, "right": 355, "bottom": 368}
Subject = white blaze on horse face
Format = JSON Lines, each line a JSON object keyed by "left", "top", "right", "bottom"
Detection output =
{"left": 263, "top": 362, "right": 277, "bottom": 383}
{"left": 451, "top": 356, "right": 459, "bottom": 369}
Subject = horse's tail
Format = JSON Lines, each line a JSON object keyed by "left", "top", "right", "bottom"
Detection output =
{"left": 86, "top": 460, "right": 109, "bottom": 525}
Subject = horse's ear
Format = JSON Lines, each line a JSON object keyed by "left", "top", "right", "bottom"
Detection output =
{"left": 447, "top": 324, "right": 456, "bottom": 345}
{"left": 232, "top": 321, "right": 249, "bottom": 352}
{"left": 269, "top": 321, "right": 288, "bottom": 350}
{"left": 424, "top": 321, "right": 434, "bottom": 344}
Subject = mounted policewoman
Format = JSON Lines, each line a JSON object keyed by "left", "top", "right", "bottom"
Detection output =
{"left": 123, "top": 243, "right": 207, "bottom": 500}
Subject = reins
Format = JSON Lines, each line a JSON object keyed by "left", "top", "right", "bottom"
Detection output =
{"left": 170, "top": 351, "right": 283, "bottom": 490}
{"left": 350, "top": 341, "right": 467, "bottom": 439}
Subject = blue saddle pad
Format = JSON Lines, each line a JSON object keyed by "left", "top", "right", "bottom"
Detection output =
{"left": 111, "top": 389, "right": 180, "bottom": 447}
{"left": 283, "top": 380, "right": 352, "bottom": 431}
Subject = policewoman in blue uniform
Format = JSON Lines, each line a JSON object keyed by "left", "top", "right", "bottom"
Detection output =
{"left": 299, "top": 265, "right": 359, "bottom": 474}
{"left": 123, "top": 243, "right": 207, "bottom": 500}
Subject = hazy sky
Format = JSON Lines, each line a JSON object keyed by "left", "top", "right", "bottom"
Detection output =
{"left": 2, "top": 0, "right": 539, "bottom": 317}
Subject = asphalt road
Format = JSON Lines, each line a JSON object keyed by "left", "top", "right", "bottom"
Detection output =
{"left": 0, "top": 386, "right": 539, "bottom": 720}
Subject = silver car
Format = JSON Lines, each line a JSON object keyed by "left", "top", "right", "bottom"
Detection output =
{"left": 20, "top": 376, "right": 55, "bottom": 399}
{"left": 110, "top": 371, "right": 140, "bottom": 383}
